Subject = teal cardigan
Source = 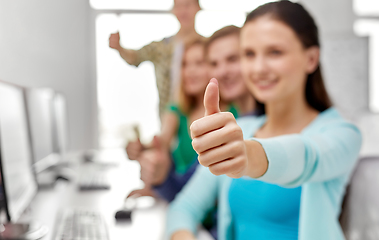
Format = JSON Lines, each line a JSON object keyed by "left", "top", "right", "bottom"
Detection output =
{"left": 166, "top": 108, "right": 362, "bottom": 240}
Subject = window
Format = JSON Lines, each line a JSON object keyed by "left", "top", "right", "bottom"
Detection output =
{"left": 353, "top": 0, "right": 379, "bottom": 16}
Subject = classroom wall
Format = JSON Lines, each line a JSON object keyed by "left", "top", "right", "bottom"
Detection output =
{"left": 0, "top": 0, "right": 98, "bottom": 151}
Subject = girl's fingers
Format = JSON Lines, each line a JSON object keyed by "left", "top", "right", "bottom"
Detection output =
{"left": 198, "top": 141, "right": 244, "bottom": 167}
{"left": 192, "top": 122, "right": 243, "bottom": 154}
{"left": 190, "top": 112, "right": 235, "bottom": 139}
{"left": 208, "top": 155, "right": 246, "bottom": 178}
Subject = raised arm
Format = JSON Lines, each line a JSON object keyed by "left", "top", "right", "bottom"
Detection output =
{"left": 109, "top": 32, "right": 138, "bottom": 65}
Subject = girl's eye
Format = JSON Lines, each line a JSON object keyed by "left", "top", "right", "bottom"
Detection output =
{"left": 244, "top": 50, "right": 255, "bottom": 58}
{"left": 269, "top": 50, "right": 282, "bottom": 56}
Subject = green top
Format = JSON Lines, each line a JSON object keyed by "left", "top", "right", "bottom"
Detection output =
{"left": 228, "top": 105, "right": 239, "bottom": 119}
{"left": 167, "top": 104, "right": 239, "bottom": 175}
{"left": 168, "top": 104, "right": 197, "bottom": 174}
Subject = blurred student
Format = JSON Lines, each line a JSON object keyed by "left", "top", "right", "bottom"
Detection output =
{"left": 126, "top": 39, "right": 213, "bottom": 200}
{"left": 126, "top": 26, "right": 257, "bottom": 162}
{"left": 167, "top": 2, "right": 362, "bottom": 240}
{"left": 134, "top": 39, "right": 210, "bottom": 200}
{"left": 109, "top": 0, "right": 202, "bottom": 117}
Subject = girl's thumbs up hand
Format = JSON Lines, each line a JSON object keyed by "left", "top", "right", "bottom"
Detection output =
{"left": 190, "top": 78, "right": 248, "bottom": 178}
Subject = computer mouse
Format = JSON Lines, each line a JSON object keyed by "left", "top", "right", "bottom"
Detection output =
{"left": 114, "top": 194, "right": 138, "bottom": 221}
{"left": 115, "top": 209, "right": 132, "bottom": 221}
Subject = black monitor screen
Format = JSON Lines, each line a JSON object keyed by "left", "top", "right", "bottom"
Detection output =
{"left": 0, "top": 81, "right": 37, "bottom": 221}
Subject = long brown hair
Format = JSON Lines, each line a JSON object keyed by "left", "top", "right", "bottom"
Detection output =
{"left": 178, "top": 38, "right": 207, "bottom": 114}
{"left": 244, "top": 1, "right": 332, "bottom": 113}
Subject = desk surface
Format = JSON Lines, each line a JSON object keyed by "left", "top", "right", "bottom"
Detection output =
{"left": 21, "top": 149, "right": 213, "bottom": 240}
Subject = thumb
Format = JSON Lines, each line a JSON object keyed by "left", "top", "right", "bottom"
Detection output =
{"left": 204, "top": 78, "right": 220, "bottom": 116}
{"left": 152, "top": 136, "right": 161, "bottom": 149}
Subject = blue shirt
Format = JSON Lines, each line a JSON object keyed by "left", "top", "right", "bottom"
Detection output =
{"left": 166, "top": 108, "right": 362, "bottom": 240}
{"left": 229, "top": 178, "right": 301, "bottom": 240}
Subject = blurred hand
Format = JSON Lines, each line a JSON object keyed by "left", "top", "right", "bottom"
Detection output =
{"left": 126, "top": 138, "right": 144, "bottom": 160}
{"left": 109, "top": 32, "right": 121, "bottom": 50}
{"left": 127, "top": 185, "right": 156, "bottom": 198}
{"left": 139, "top": 136, "right": 171, "bottom": 185}
{"left": 190, "top": 78, "right": 248, "bottom": 178}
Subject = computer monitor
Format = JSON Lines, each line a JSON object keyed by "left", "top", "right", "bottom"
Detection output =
{"left": 0, "top": 80, "right": 37, "bottom": 222}
{"left": 52, "top": 93, "right": 69, "bottom": 156}
{"left": 26, "top": 88, "right": 60, "bottom": 173}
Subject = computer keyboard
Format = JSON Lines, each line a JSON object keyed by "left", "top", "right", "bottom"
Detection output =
{"left": 54, "top": 209, "right": 109, "bottom": 240}
{"left": 78, "top": 173, "right": 110, "bottom": 191}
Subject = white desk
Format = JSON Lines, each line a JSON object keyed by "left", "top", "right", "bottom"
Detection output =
{"left": 22, "top": 149, "right": 214, "bottom": 240}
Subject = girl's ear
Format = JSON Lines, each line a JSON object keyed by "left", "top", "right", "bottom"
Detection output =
{"left": 305, "top": 46, "right": 320, "bottom": 74}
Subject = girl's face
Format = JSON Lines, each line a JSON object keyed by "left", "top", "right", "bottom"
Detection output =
{"left": 182, "top": 44, "right": 209, "bottom": 96}
{"left": 240, "top": 17, "right": 319, "bottom": 104}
